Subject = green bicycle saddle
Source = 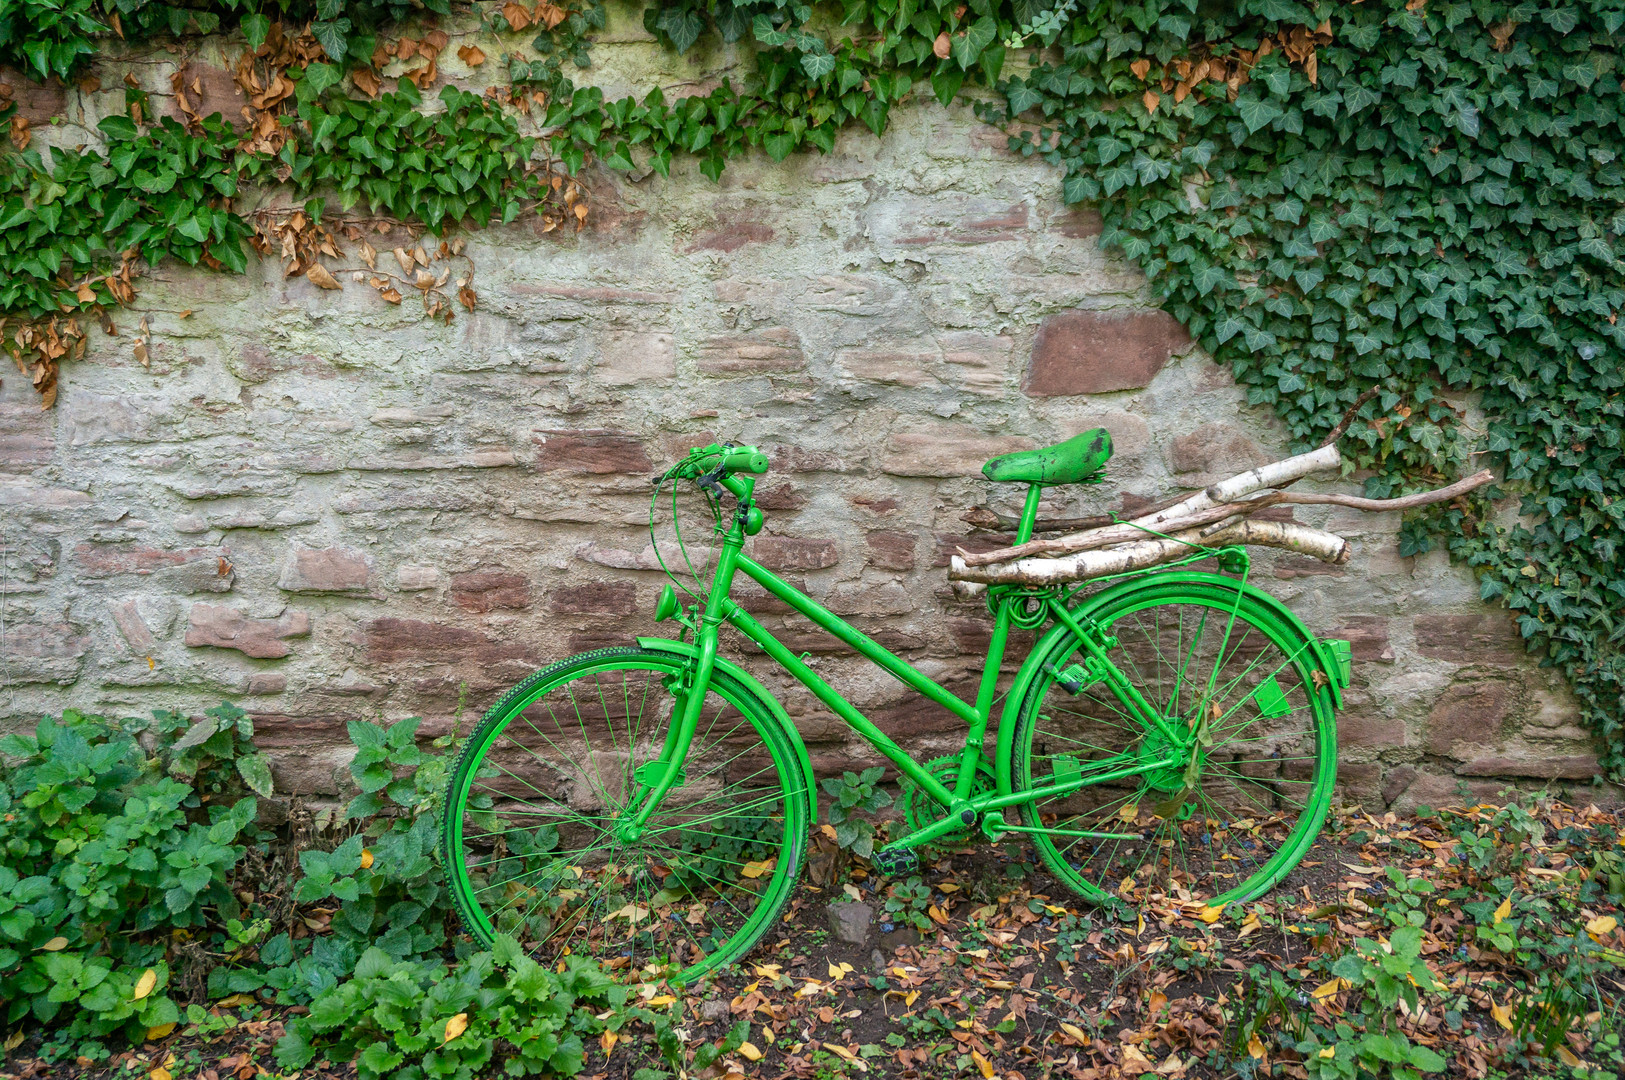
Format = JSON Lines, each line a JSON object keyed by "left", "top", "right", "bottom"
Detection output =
{"left": 982, "top": 427, "right": 1113, "bottom": 486}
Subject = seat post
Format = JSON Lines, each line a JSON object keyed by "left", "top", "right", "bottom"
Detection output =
{"left": 1014, "top": 485, "right": 1043, "bottom": 544}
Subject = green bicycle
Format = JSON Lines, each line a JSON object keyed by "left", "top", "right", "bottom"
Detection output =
{"left": 439, "top": 431, "right": 1351, "bottom": 983}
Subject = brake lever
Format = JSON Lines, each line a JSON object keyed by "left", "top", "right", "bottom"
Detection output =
{"left": 695, "top": 464, "right": 727, "bottom": 497}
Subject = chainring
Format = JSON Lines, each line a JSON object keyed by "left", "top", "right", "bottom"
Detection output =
{"left": 899, "top": 754, "right": 997, "bottom": 843}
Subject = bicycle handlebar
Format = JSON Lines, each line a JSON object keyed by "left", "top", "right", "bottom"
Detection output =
{"left": 719, "top": 448, "right": 769, "bottom": 474}
{"left": 659, "top": 444, "right": 771, "bottom": 486}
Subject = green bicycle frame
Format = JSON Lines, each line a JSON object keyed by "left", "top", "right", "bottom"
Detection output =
{"left": 621, "top": 472, "right": 1182, "bottom": 850}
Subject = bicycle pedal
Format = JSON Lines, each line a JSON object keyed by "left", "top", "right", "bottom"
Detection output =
{"left": 872, "top": 847, "right": 918, "bottom": 876}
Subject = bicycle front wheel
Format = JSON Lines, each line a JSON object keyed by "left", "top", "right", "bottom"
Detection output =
{"left": 441, "top": 647, "right": 808, "bottom": 984}
{"left": 1009, "top": 576, "right": 1337, "bottom": 908}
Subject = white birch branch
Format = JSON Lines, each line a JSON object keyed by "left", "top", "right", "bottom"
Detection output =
{"left": 949, "top": 519, "right": 1351, "bottom": 586}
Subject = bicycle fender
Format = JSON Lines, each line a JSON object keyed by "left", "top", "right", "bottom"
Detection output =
{"left": 636, "top": 636, "right": 818, "bottom": 823}
{"left": 994, "top": 572, "right": 1345, "bottom": 793}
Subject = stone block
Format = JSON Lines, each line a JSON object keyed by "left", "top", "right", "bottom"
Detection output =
{"left": 865, "top": 531, "right": 917, "bottom": 571}
{"left": 1051, "top": 206, "right": 1105, "bottom": 238}
{"left": 755, "top": 481, "right": 808, "bottom": 510}
{"left": 364, "top": 617, "right": 534, "bottom": 665}
{"left": 168, "top": 63, "right": 246, "bottom": 125}
{"left": 185, "top": 604, "right": 311, "bottom": 659}
{"left": 0, "top": 622, "right": 89, "bottom": 683}
{"left": 881, "top": 426, "right": 1035, "bottom": 478}
{"left": 534, "top": 430, "right": 652, "bottom": 474}
{"left": 0, "top": 431, "right": 52, "bottom": 468}
{"left": 1170, "top": 422, "right": 1270, "bottom": 477}
{"left": 1455, "top": 754, "right": 1601, "bottom": 780}
{"left": 1413, "top": 614, "right": 1526, "bottom": 665}
{"left": 576, "top": 540, "right": 714, "bottom": 572}
{"left": 1336, "top": 761, "right": 1383, "bottom": 806}
{"left": 695, "top": 328, "right": 805, "bottom": 375}
{"left": 278, "top": 545, "right": 373, "bottom": 593}
{"left": 890, "top": 200, "right": 1029, "bottom": 246}
{"left": 596, "top": 331, "right": 675, "bottom": 385}
{"left": 1336, "top": 706, "right": 1406, "bottom": 749}
{"left": 569, "top": 628, "right": 638, "bottom": 653}
{"left": 62, "top": 390, "right": 161, "bottom": 445}
{"left": 1387, "top": 770, "right": 1503, "bottom": 814}
{"left": 247, "top": 673, "right": 287, "bottom": 695}
{"left": 1024, "top": 310, "right": 1191, "bottom": 396}
{"left": 0, "top": 478, "right": 92, "bottom": 509}
{"left": 111, "top": 599, "right": 156, "bottom": 652}
{"left": 397, "top": 565, "right": 441, "bottom": 590}
{"left": 1330, "top": 616, "right": 1394, "bottom": 664}
{"left": 75, "top": 543, "right": 235, "bottom": 593}
{"left": 836, "top": 349, "right": 937, "bottom": 387}
{"left": 1382, "top": 765, "right": 1419, "bottom": 807}
{"left": 549, "top": 581, "right": 638, "bottom": 615}
{"left": 937, "top": 332, "right": 1012, "bottom": 396}
{"left": 824, "top": 583, "right": 912, "bottom": 616}
{"left": 0, "top": 69, "right": 65, "bottom": 122}
{"left": 1424, "top": 679, "right": 1514, "bottom": 758}
{"left": 451, "top": 571, "right": 531, "bottom": 612}
{"left": 752, "top": 537, "right": 839, "bottom": 571}
{"left": 1070, "top": 411, "right": 1151, "bottom": 459}
{"left": 684, "top": 221, "right": 775, "bottom": 253}
{"left": 867, "top": 690, "right": 975, "bottom": 737}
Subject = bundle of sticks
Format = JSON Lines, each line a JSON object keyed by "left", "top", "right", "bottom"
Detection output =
{"left": 949, "top": 441, "right": 1495, "bottom": 587}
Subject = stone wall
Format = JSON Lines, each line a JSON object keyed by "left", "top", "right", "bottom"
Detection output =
{"left": 0, "top": 10, "right": 1612, "bottom": 812}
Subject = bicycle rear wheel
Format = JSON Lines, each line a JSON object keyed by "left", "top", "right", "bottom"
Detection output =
{"left": 440, "top": 647, "right": 808, "bottom": 984}
{"left": 1009, "top": 576, "right": 1337, "bottom": 907}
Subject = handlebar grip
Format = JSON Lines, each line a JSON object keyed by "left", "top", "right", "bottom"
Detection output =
{"left": 721, "top": 449, "right": 769, "bottom": 474}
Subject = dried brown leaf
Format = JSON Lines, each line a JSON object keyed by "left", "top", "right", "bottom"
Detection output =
{"left": 933, "top": 32, "right": 951, "bottom": 60}
{"left": 358, "top": 240, "right": 377, "bottom": 269}
{"left": 351, "top": 66, "right": 381, "bottom": 98}
{"left": 457, "top": 44, "right": 486, "bottom": 67}
{"left": 502, "top": 2, "right": 533, "bottom": 30}
{"left": 1130, "top": 58, "right": 1151, "bottom": 80}
{"left": 1142, "top": 89, "right": 1160, "bottom": 115}
{"left": 305, "top": 263, "right": 342, "bottom": 290}
{"left": 395, "top": 247, "right": 415, "bottom": 274}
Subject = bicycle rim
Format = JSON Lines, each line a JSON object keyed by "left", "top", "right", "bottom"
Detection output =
{"left": 1011, "top": 578, "right": 1336, "bottom": 907}
{"left": 440, "top": 648, "right": 806, "bottom": 984}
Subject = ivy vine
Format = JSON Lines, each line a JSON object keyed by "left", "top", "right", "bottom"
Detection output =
{"left": 1, "top": 0, "right": 1621, "bottom": 781}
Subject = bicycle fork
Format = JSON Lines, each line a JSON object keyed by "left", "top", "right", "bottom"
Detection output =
{"left": 615, "top": 540, "right": 744, "bottom": 842}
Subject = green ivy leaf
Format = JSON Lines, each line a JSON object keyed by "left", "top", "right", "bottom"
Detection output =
{"left": 311, "top": 19, "right": 352, "bottom": 63}
{"left": 801, "top": 51, "right": 836, "bottom": 81}
{"left": 301, "top": 62, "right": 344, "bottom": 100}
{"left": 952, "top": 17, "right": 998, "bottom": 72}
